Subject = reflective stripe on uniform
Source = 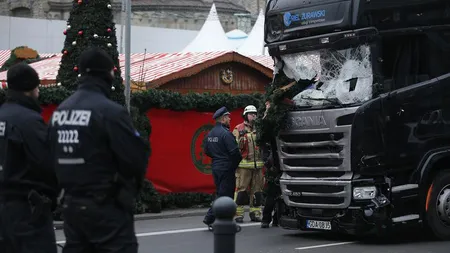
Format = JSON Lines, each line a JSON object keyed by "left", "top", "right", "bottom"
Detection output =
{"left": 238, "top": 160, "right": 264, "bottom": 169}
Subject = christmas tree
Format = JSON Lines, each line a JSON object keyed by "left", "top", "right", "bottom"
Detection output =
{"left": 56, "top": 0, "right": 124, "bottom": 104}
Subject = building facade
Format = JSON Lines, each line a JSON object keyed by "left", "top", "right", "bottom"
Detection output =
{"left": 0, "top": 0, "right": 266, "bottom": 33}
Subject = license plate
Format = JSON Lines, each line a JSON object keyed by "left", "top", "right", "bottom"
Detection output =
{"left": 306, "top": 220, "right": 331, "bottom": 230}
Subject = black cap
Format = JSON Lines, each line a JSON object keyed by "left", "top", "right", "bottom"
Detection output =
{"left": 78, "top": 47, "right": 114, "bottom": 75}
{"left": 213, "top": 106, "right": 230, "bottom": 120}
{"left": 7, "top": 62, "right": 40, "bottom": 91}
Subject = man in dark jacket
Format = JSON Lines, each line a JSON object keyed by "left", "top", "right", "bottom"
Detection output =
{"left": 0, "top": 63, "right": 58, "bottom": 253}
{"left": 48, "top": 47, "right": 150, "bottom": 253}
{"left": 202, "top": 107, "right": 242, "bottom": 226}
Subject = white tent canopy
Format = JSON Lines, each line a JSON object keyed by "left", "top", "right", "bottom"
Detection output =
{"left": 237, "top": 10, "right": 268, "bottom": 56}
{"left": 182, "top": 4, "right": 232, "bottom": 52}
{"left": 226, "top": 29, "right": 248, "bottom": 50}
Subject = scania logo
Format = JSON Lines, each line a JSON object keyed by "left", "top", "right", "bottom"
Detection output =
{"left": 288, "top": 115, "right": 327, "bottom": 128}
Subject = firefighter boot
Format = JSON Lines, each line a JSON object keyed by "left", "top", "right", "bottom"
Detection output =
{"left": 234, "top": 191, "right": 248, "bottom": 223}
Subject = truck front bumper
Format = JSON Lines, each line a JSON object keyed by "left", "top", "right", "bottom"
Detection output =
{"left": 279, "top": 197, "right": 392, "bottom": 235}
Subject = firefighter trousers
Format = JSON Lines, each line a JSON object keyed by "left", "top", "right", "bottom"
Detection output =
{"left": 234, "top": 168, "right": 264, "bottom": 221}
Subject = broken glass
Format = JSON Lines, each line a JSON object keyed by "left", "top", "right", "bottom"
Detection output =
{"left": 278, "top": 44, "right": 374, "bottom": 106}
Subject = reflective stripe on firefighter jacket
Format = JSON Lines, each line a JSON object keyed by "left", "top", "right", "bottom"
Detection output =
{"left": 232, "top": 122, "right": 264, "bottom": 169}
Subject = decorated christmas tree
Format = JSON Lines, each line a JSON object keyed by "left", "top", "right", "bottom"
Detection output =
{"left": 56, "top": 0, "right": 124, "bottom": 104}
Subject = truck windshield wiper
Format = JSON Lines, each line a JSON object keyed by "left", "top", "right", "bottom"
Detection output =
{"left": 300, "top": 97, "right": 344, "bottom": 107}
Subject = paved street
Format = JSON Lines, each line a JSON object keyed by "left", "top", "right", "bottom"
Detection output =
{"left": 55, "top": 215, "right": 450, "bottom": 253}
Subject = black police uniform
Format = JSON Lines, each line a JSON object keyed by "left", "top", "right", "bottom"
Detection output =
{"left": 0, "top": 63, "right": 58, "bottom": 253}
{"left": 261, "top": 141, "right": 282, "bottom": 228}
{"left": 48, "top": 48, "right": 150, "bottom": 253}
{"left": 203, "top": 107, "right": 242, "bottom": 225}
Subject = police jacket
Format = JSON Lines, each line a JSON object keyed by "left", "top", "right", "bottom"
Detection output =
{"left": 0, "top": 91, "right": 58, "bottom": 199}
{"left": 48, "top": 76, "right": 150, "bottom": 196}
{"left": 204, "top": 123, "right": 242, "bottom": 171}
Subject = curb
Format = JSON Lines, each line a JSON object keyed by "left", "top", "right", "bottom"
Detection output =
{"left": 53, "top": 208, "right": 208, "bottom": 230}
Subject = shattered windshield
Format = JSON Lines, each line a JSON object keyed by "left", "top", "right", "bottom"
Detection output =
{"left": 278, "top": 44, "right": 374, "bottom": 107}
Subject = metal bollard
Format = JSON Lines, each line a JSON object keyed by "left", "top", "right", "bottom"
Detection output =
{"left": 212, "top": 196, "right": 241, "bottom": 253}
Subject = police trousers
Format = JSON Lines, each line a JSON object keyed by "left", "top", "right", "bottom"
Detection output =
{"left": 205, "top": 169, "right": 236, "bottom": 221}
{"left": 0, "top": 199, "right": 57, "bottom": 253}
{"left": 234, "top": 168, "right": 264, "bottom": 218}
{"left": 61, "top": 196, "right": 138, "bottom": 253}
{"left": 262, "top": 181, "right": 282, "bottom": 224}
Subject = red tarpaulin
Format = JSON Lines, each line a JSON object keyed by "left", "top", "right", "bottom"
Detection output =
{"left": 146, "top": 108, "right": 244, "bottom": 194}
{"left": 40, "top": 105, "right": 245, "bottom": 194}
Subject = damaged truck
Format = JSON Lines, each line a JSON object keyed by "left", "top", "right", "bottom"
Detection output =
{"left": 264, "top": 0, "right": 450, "bottom": 239}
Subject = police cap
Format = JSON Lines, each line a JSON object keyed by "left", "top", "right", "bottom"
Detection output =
{"left": 213, "top": 106, "right": 230, "bottom": 120}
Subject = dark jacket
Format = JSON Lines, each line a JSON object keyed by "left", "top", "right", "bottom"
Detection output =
{"left": 204, "top": 122, "right": 242, "bottom": 171}
{"left": 48, "top": 76, "right": 150, "bottom": 196}
{"left": 0, "top": 91, "right": 57, "bottom": 199}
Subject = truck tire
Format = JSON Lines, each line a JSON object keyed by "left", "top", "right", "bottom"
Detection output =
{"left": 425, "top": 170, "right": 450, "bottom": 240}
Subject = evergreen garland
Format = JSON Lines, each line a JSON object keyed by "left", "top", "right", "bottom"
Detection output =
{"left": 255, "top": 70, "right": 310, "bottom": 146}
{"left": 0, "top": 86, "right": 264, "bottom": 214}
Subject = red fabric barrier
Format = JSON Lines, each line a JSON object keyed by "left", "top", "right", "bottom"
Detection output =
{"left": 41, "top": 105, "right": 244, "bottom": 194}
{"left": 146, "top": 109, "right": 244, "bottom": 194}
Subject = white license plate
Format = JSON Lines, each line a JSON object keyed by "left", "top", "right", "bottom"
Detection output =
{"left": 306, "top": 220, "right": 331, "bottom": 230}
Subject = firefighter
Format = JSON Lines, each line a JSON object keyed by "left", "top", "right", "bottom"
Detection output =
{"left": 0, "top": 63, "right": 58, "bottom": 253}
{"left": 203, "top": 107, "right": 242, "bottom": 226}
{"left": 232, "top": 105, "right": 265, "bottom": 223}
{"left": 48, "top": 47, "right": 150, "bottom": 253}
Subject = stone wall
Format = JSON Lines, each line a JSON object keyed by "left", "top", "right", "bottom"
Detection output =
{"left": 0, "top": 0, "right": 260, "bottom": 32}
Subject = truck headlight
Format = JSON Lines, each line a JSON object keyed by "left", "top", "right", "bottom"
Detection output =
{"left": 353, "top": 186, "right": 377, "bottom": 200}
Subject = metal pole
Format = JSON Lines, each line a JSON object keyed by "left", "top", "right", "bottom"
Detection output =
{"left": 212, "top": 197, "right": 241, "bottom": 253}
{"left": 120, "top": 0, "right": 125, "bottom": 54}
{"left": 125, "top": 0, "right": 131, "bottom": 113}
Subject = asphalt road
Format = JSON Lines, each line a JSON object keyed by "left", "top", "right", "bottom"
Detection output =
{"left": 55, "top": 216, "right": 450, "bottom": 253}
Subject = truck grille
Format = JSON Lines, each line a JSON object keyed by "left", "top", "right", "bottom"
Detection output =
{"left": 276, "top": 106, "right": 359, "bottom": 209}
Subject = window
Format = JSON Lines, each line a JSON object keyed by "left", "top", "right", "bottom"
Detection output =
{"left": 11, "top": 7, "right": 32, "bottom": 18}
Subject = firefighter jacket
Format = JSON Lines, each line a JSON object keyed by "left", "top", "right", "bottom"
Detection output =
{"left": 0, "top": 91, "right": 58, "bottom": 200}
{"left": 232, "top": 122, "right": 264, "bottom": 169}
{"left": 48, "top": 76, "right": 150, "bottom": 197}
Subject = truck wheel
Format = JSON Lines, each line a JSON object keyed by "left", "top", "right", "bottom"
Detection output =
{"left": 426, "top": 171, "right": 450, "bottom": 240}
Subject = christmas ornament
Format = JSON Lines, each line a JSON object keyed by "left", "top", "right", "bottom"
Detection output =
{"left": 72, "top": 41, "right": 77, "bottom": 46}
{"left": 57, "top": 82, "right": 62, "bottom": 86}
{"left": 107, "top": 4, "right": 112, "bottom": 9}
{"left": 107, "top": 43, "right": 112, "bottom": 47}
{"left": 78, "top": 30, "right": 83, "bottom": 36}
{"left": 78, "top": 74, "right": 81, "bottom": 77}
{"left": 74, "top": 66, "right": 78, "bottom": 71}
{"left": 94, "top": 34, "right": 99, "bottom": 38}
{"left": 114, "top": 66, "right": 118, "bottom": 71}
{"left": 63, "top": 50, "right": 68, "bottom": 55}
{"left": 67, "top": 25, "right": 71, "bottom": 29}
{"left": 63, "top": 30, "right": 67, "bottom": 35}
{"left": 111, "top": 86, "right": 116, "bottom": 91}
{"left": 78, "top": 0, "right": 82, "bottom": 5}
{"left": 107, "top": 28, "right": 112, "bottom": 33}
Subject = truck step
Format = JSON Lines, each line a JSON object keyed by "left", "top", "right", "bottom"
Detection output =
{"left": 391, "top": 184, "right": 418, "bottom": 193}
{"left": 392, "top": 214, "right": 420, "bottom": 223}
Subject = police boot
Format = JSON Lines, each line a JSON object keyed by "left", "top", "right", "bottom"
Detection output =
{"left": 261, "top": 221, "right": 270, "bottom": 228}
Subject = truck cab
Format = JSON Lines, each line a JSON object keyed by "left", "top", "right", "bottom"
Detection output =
{"left": 264, "top": 0, "right": 450, "bottom": 239}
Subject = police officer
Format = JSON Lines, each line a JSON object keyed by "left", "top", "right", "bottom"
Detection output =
{"left": 203, "top": 107, "right": 242, "bottom": 226}
{"left": 261, "top": 141, "right": 281, "bottom": 228}
{"left": 48, "top": 47, "right": 150, "bottom": 253}
{"left": 0, "top": 63, "right": 58, "bottom": 253}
